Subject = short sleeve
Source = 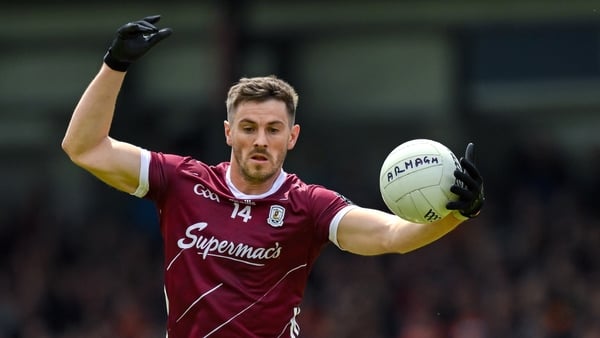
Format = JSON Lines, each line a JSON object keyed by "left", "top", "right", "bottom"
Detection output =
{"left": 305, "top": 185, "right": 356, "bottom": 248}
{"left": 131, "top": 148, "right": 151, "bottom": 198}
{"left": 328, "top": 205, "right": 359, "bottom": 249}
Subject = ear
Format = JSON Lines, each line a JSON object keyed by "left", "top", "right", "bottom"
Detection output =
{"left": 224, "top": 120, "right": 232, "bottom": 146}
{"left": 287, "top": 124, "right": 300, "bottom": 150}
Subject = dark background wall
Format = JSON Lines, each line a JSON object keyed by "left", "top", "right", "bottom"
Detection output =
{"left": 2, "top": 1, "right": 600, "bottom": 337}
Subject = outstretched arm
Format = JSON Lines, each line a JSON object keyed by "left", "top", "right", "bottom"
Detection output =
{"left": 62, "top": 15, "right": 172, "bottom": 194}
{"left": 336, "top": 142, "right": 485, "bottom": 255}
{"left": 337, "top": 207, "right": 463, "bottom": 255}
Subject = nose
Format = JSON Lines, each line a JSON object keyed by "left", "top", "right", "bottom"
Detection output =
{"left": 253, "top": 129, "right": 268, "bottom": 148}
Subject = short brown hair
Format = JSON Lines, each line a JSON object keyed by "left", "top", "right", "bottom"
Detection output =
{"left": 226, "top": 75, "right": 299, "bottom": 125}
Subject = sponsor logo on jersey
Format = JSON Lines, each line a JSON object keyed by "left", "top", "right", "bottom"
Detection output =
{"left": 193, "top": 184, "right": 220, "bottom": 203}
{"left": 267, "top": 205, "right": 286, "bottom": 227}
{"left": 176, "top": 222, "right": 282, "bottom": 266}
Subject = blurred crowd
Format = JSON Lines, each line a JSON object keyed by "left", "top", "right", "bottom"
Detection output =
{"left": 2, "top": 139, "right": 600, "bottom": 338}
{"left": 0, "top": 194, "right": 166, "bottom": 338}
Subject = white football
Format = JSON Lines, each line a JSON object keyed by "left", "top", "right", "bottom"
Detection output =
{"left": 379, "top": 139, "right": 461, "bottom": 224}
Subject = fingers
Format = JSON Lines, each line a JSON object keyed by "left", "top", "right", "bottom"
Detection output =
{"left": 454, "top": 168, "right": 478, "bottom": 191}
{"left": 120, "top": 17, "right": 172, "bottom": 43}
{"left": 450, "top": 184, "right": 473, "bottom": 200}
{"left": 107, "top": 15, "right": 170, "bottom": 71}
{"left": 447, "top": 142, "right": 485, "bottom": 217}
{"left": 460, "top": 157, "right": 482, "bottom": 182}
{"left": 138, "top": 21, "right": 158, "bottom": 31}
{"left": 446, "top": 184, "right": 473, "bottom": 210}
{"left": 132, "top": 15, "right": 164, "bottom": 33}
{"left": 138, "top": 16, "right": 172, "bottom": 43}
{"left": 119, "top": 21, "right": 156, "bottom": 38}
{"left": 446, "top": 198, "right": 470, "bottom": 211}
{"left": 446, "top": 200, "right": 468, "bottom": 211}
{"left": 142, "top": 15, "right": 162, "bottom": 24}
{"left": 150, "top": 28, "right": 173, "bottom": 43}
{"left": 464, "top": 142, "right": 475, "bottom": 163}
{"left": 460, "top": 142, "right": 481, "bottom": 180}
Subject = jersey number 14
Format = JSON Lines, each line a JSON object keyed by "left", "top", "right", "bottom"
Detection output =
{"left": 231, "top": 202, "right": 252, "bottom": 223}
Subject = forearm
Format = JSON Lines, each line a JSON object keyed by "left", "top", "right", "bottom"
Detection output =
{"left": 387, "top": 212, "right": 463, "bottom": 254}
{"left": 337, "top": 208, "right": 464, "bottom": 256}
{"left": 62, "top": 64, "right": 126, "bottom": 159}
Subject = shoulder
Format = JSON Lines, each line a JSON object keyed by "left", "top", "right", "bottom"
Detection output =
{"left": 148, "top": 151, "right": 229, "bottom": 187}
{"left": 150, "top": 152, "right": 227, "bottom": 174}
{"left": 285, "top": 173, "right": 354, "bottom": 206}
{"left": 146, "top": 152, "right": 230, "bottom": 200}
{"left": 150, "top": 152, "right": 199, "bottom": 168}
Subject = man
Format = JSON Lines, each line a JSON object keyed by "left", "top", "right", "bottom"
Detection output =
{"left": 62, "top": 15, "right": 484, "bottom": 338}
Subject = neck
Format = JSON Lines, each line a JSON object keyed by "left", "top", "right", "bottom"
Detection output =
{"left": 227, "top": 163, "right": 281, "bottom": 196}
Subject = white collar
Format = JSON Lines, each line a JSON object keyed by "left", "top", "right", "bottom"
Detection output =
{"left": 225, "top": 165, "right": 287, "bottom": 200}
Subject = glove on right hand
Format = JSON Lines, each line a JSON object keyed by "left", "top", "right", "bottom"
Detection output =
{"left": 103, "top": 15, "right": 172, "bottom": 72}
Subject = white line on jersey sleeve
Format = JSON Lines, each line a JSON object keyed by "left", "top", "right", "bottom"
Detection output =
{"left": 328, "top": 205, "right": 358, "bottom": 250}
{"left": 131, "top": 148, "right": 151, "bottom": 198}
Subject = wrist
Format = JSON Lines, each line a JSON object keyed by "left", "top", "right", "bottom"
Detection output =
{"left": 451, "top": 210, "right": 470, "bottom": 222}
{"left": 103, "top": 50, "right": 130, "bottom": 72}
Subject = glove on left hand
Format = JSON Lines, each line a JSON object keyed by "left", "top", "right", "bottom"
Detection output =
{"left": 446, "top": 142, "right": 485, "bottom": 220}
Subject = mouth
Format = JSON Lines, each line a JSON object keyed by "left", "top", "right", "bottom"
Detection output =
{"left": 250, "top": 153, "right": 269, "bottom": 162}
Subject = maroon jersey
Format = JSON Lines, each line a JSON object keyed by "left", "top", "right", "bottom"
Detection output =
{"left": 136, "top": 150, "right": 355, "bottom": 337}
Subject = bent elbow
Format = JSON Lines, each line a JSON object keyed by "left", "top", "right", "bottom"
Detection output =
{"left": 61, "top": 136, "right": 93, "bottom": 168}
{"left": 61, "top": 137, "right": 72, "bottom": 156}
{"left": 61, "top": 137, "right": 80, "bottom": 162}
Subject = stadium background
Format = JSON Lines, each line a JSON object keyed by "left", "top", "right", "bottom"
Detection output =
{"left": 2, "top": 1, "right": 600, "bottom": 337}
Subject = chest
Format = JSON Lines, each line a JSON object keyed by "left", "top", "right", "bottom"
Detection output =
{"left": 160, "top": 181, "right": 312, "bottom": 257}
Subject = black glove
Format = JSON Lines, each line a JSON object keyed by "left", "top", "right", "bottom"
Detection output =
{"left": 103, "top": 15, "right": 172, "bottom": 72}
{"left": 446, "top": 142, "right": 485, "bottom": 220}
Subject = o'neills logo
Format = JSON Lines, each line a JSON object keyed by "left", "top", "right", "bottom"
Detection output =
{"left": 177, "top": 222, "right": 281, "bottom": 266}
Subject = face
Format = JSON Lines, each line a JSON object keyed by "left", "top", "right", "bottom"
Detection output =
{"left": 224, "top": 99, "right": 300, "bottom": 190}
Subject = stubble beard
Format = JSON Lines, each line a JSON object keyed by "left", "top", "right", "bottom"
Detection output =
{"left": 234, "top": 149, "right": 285, "bottom": 185}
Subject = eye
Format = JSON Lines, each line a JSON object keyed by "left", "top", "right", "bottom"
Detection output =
{"left": 268, "top": 127, "right": 280, "bottom": 134}
{"left": 241, "top": 126, "right": 255, "bottom": 133}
